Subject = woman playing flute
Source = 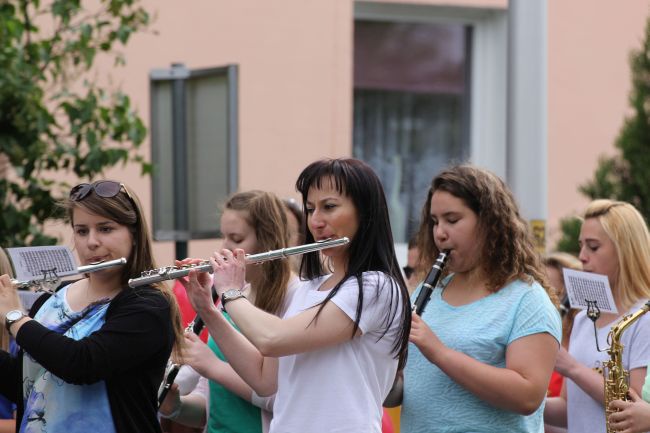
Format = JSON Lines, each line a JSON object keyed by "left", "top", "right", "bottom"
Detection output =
{"left": 182, "top": 158, "right": 411, "bottom": 433}
{"left": 0, "top": 180, "right": 184, "bottom": 433}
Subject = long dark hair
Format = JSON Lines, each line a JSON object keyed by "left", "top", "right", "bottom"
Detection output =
{"left": 296, "top": 158, "right": 411, "bottom": 369}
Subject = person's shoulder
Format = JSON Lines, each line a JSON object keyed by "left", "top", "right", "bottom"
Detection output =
{"left": 112, "top": 285, "right": 170, "bottom": 309}
{"left": 360, "top": 270, "right": 396, "bottom": 284}
{"left": 359, "top": 271, "right": 403, "bottom": 298}
{"left": 629, "top": 299, "right": 650, "bottom": 325}
{"left": 504, "top": 278, "right": 549, "bottom": 298}
{"left": 341, "top": 271, "right": 396, "bottom": 290}
{"left": 499, "top": 278, "right": 557, "bottom": 314}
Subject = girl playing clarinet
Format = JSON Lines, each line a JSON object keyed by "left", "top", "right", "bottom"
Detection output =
{"left": 402, "top": 165, "right": 561, "bottom": 433}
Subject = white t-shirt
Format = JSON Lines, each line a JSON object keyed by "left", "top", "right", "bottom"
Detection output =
{"left": 567, "top": 300, "right": 650, "bottom": 433}
{"left": 194, "top": 276, "right": 301, "bottom": 433}
{"left": 270, "top": 271, "right": 403, "bottom": 433}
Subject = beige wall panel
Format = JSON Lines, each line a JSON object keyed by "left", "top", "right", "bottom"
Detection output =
{"left": 88, "top": 0, "right": 354, "bottom": 264}
{"left": 36, "top": 0, "right": 650, "bottom": 263}
{"left": 547, "top": 0, "right": 650, "bottom": 242}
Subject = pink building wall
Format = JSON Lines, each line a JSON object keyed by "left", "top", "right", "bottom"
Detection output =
{"left": 547, "top": 0, "right": 649, "bottom": 241}
{"left": 45, "top": 0, "right": 650, "bottom": 264}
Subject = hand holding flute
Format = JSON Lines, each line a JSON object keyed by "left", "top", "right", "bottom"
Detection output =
{"left": 176, "top": 249, "right": 247, "bottom": 322}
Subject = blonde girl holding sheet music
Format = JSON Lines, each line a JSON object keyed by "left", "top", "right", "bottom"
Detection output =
{"left": 544, "top": 199, "right": 650, "bottom": 433}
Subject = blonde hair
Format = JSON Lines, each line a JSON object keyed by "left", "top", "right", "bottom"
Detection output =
{"left": 225, "top": 191, "right": 291, "bottom": 315}
{"left": 584, "top": 199, "right": 650, "bottom": 311}
{"left": 0, "top": 248, "right": 14, "bottom": 352}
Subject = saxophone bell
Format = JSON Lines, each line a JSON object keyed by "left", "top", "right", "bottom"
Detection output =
{"left": 602, "top": 301, "right": 650, "bottom": 433}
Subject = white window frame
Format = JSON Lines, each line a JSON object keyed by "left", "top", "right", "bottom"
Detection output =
{"left": 354, "top": 2, "right": 508, "bottom": 179}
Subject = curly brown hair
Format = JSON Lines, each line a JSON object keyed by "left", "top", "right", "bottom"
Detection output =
{"left": 416, "top": 165, "right": 557, "bottom": 304}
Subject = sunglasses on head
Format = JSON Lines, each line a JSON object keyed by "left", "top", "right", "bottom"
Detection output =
{"left": 402, "top": 265, "right": 414, "bottom": 279}
{"left": 69, "top": 180, "right": 134, "bottom": 203}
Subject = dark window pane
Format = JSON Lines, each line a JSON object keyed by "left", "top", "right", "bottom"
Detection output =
{"left": 353, "top": 20, "right": 471, "bottom": 242}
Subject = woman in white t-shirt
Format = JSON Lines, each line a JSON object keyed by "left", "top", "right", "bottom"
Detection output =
{"left": 181, "top": 158, "right": 411, "bottom": 433}
{"left": 544, "top": 200, "right": 650, "bottom": 433}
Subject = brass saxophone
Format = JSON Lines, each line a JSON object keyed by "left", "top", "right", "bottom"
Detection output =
{"left": 603, "top": 301, "right": 650, "bottom": 433}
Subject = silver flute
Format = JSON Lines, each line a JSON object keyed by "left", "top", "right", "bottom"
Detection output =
{"left": 128, "top": 237, "right": 350, "bottom": 288}
{"left": 11, "top": 258, "right": 128, "bottom": 291}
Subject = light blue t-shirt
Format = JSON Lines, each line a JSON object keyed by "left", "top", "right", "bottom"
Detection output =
{"left": 401, "top": 277, "right": 561, "bottom": 433}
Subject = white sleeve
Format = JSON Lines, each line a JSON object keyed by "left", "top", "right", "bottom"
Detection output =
{"left": 176, "top": 365, "right": 201, "bottom": 396}
{"left": 251, "top": 390, "right": 275, "bottom": 412}
{"left": 251, "top": 391, "right": 274, "bottom": 433}
{"left": 627, "top": 309, "right": 650, "bottom": 371}
{"left": 192, "top": 375, "right": 210, "bottom": 401}
{"left": 329, "top": 272, "right": 401, "bottom": 334}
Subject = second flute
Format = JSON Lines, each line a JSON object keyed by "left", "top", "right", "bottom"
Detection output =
{"left": 129, "top": 237, "right": 350, "bottom": 288}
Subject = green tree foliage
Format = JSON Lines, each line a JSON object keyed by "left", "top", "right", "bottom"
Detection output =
{"left": 556, "top": 16, "right": 650, "bottom": 252}
{"left": 0, "top": 0, "right": 150, "bottom": 246}
{"left": 555, "top": 216, "right": 582, "bottom": 256}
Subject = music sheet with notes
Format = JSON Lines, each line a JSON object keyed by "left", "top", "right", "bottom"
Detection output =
{"left": 562, "top": 268, "right": 618, "bottom": 314}
{"left": 7, "top": 246, "right": 78, "bottom": 282}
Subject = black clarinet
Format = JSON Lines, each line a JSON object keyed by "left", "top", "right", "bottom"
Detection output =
{"left": 412, "top": 250, "right": 449, "bottom": 315}
{"left": 157, "top": 287, "right": 218, "bottom": 408}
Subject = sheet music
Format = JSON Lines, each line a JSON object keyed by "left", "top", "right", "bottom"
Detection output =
{"left": 563, "top": 268, "right": 618, "bottom": 314}
{"left": 6, "top": 246, "right": 78, "bottom": 282}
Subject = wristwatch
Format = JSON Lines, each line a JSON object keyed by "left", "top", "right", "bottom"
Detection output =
{"left": 5, "top": 309, "right": 27, "bottom": 331}
{"left": 221, "top": 289, "right": 246, "bottom": 310}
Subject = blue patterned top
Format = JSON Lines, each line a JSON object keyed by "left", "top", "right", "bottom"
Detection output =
{"left": 401, "top": 276, "right": 561, "bottom": 433}
{"left": 21, "top": 285, "right": 116, "bottom": 433}
{"left": 0, "top": 340, "right": 18, "bottom": 419}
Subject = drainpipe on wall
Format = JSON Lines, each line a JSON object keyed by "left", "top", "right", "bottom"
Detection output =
{"left": 507, "top": 0, "right": 548, "bottom": 252}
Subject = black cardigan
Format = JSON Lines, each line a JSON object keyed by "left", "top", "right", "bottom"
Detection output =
{"left": 0, "top": 285, "right": 174, "bottom": 433}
